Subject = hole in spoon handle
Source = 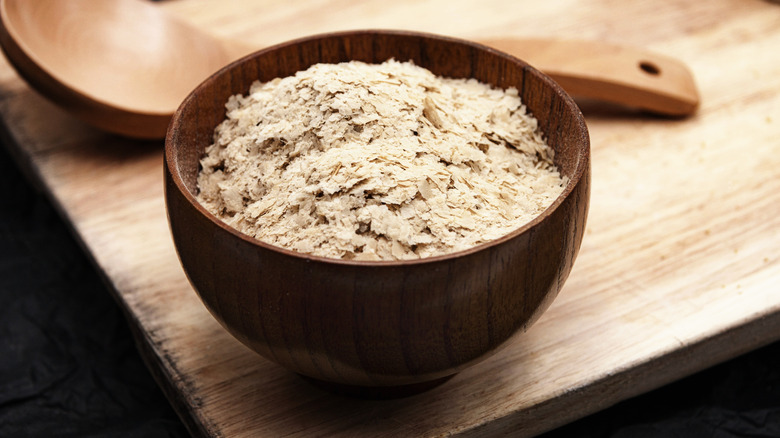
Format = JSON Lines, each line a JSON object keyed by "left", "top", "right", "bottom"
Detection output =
{"left": 639, "top": 61, "right": 661, "bottom": 76}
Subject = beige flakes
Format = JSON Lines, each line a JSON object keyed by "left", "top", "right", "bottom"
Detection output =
{"left": 196, "top": 60, "right": 566, "bottom": 261}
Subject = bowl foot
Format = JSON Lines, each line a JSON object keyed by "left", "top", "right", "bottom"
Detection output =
{"left": 298, "top": 374, "right": 455, "bottom": 399}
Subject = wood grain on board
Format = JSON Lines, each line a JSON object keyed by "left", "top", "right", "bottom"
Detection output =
{"left": 1, "top": 0, "right": 779, "bottom": 436}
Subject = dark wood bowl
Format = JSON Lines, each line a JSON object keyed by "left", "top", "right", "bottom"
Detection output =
{"left": 164, "top": 30, "right": 590, "bottom": 395}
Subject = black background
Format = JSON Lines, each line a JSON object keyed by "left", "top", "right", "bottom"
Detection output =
{"left": 1, "top": 141, "right": 779, "bottom": 437}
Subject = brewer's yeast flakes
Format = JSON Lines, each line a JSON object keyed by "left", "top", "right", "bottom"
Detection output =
{"left": 197, "top": 60, "right": 566, "bottom": 260}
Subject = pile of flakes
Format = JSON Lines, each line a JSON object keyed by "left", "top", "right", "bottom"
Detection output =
{"left": 196, "top": 59, "right": 566, "bottom": 261}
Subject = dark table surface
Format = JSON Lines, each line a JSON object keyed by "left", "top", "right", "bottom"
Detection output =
{"left": 1, "top": 140, "right": 779, "bottom": 437}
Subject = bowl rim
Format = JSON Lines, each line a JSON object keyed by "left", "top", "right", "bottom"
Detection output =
{"left": 165, "top": 29, "right": 590, "bottom": 267}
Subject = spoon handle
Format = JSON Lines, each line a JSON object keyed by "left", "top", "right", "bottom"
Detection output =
{"left": 481, "top": 38, "right": 699, "bottom": 116}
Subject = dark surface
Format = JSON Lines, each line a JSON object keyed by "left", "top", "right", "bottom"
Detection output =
{"left": 0, "top": 143, "right": 188, "bottom": 437}
{"left": 1, "top": 140, "right": 779, "bottom": 437}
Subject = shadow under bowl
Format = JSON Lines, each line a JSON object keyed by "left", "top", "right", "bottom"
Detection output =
{"left": 164, "top": 30, "right": 590, "bottom": 395}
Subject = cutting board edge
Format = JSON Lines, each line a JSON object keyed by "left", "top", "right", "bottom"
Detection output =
{"left": 463, "top": 306, "right": 780, "bottom": 437}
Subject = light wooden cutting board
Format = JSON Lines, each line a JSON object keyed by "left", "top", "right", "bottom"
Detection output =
{"left": 2, "top": 0, "right": 779, "bottom": 436}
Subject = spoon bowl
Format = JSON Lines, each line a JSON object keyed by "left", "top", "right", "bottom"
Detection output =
{"left": 0, "top": 0, "right": 243, "bottom": 138}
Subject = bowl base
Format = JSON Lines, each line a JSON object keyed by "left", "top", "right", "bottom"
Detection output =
{"left": 298, "top": 374, "right": 455, "bottom": 399}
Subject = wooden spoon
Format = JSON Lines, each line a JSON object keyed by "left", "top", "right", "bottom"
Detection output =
{"left": 0, "top": 0, "right": 699, "bottom": 139}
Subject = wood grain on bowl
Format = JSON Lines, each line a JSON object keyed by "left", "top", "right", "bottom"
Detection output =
{"left": 164, "top": 30, "right": 590, "bottom": 391}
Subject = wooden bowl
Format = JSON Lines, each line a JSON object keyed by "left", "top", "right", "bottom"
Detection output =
{"left": 164, "top": 30, "right": 590, "bottom": 394}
